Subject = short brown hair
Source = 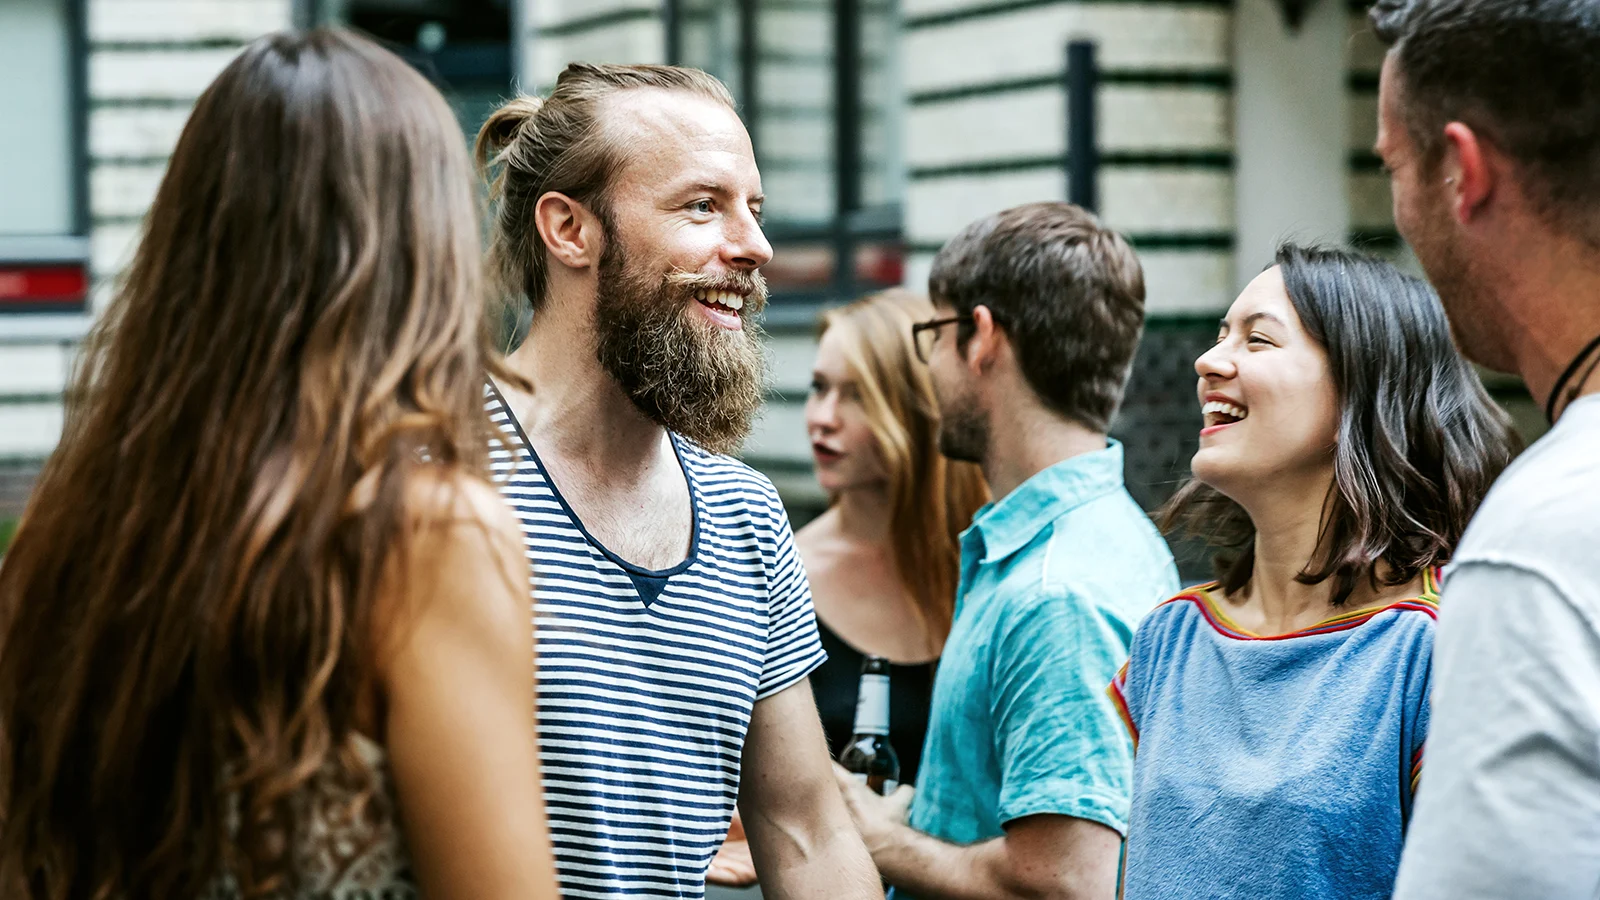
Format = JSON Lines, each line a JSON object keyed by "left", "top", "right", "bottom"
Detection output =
{"left": 475, "top": 63, "right": 737, "bottom": 313}
{"left": 927, "top": 202, "right": 1145, "bottom": 432}
{"left": 1373, "top": 0, "right": 1600, "bottom": 244}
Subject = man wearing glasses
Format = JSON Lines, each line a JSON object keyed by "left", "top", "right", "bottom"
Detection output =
{"left": 836, "top": 202, "right": 1179, "bottom": 899}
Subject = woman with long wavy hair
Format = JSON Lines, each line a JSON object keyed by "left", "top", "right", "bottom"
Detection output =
{"left": 0, "top": 30, "right": 557, "bottom": 900}
{"left": 710, "top": 289, "right": 989, "bottom": 885}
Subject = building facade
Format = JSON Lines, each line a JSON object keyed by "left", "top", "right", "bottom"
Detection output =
{"left": 0, "top": 0, "right": 1533, "bottom": 562}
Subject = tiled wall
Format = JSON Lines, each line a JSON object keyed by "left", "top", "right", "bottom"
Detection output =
{"left": 1345, "top": 3, "right": 1394, "bottom": 253}
{"left": 528, "top": 0, "right": 667, "bottom": 90}
{"left": 0, "top": 1, "right": 288, "bottom": 515}
{"left": 901, "top": 0, "right": 1236, "bottom": 316}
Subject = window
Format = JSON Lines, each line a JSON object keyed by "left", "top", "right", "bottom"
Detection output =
{"left": 0, "top": 0, "right": 89, "bottom": 315}
{"left": 307, "top": 0, "right": 516, "bottom": 137}
{"left": 672, "top": 0, "right": 904, "bottom": 313}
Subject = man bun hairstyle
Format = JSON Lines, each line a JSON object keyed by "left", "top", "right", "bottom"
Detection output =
{"left": 1372, "top": 0, "right": 1600, "bottom": 245}
{"left": 476, "top": 63, "right": 738, "bottom": 315}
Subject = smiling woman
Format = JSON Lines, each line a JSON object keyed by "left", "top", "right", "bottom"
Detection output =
{"left": 1111, "top": 242, "right": 1520, "bottom": 900}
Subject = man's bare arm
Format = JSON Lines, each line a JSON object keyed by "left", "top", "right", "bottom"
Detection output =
{"left": 738, "top": 678, "right": 883, "bottom": 899}
{"left": 837, "top": 767, "right": 1121, "bottom": 900}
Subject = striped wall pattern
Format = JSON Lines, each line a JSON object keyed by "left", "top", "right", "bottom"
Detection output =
{"left": 1345, "top": 2, "right": 1396, "bottom": 255}
{"left": 87, "top": 0, "right": 290, "bottom": 288}
{"left": 0, "top": 1, "right": 287, "bottom": 506}
{"left": 901, "top": 0, "right": 1236, "bottom": 316}
{"left": 529, "top": 0, "right": 666, "bottom": 90}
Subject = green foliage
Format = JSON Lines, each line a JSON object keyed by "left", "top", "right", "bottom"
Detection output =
{"left": 0, "top": 518, "right": 15, "bottom": 556}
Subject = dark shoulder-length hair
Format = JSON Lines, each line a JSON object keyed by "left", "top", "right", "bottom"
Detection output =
{"left": 1162, "top": 243, "right": 1519, "bottom": 604}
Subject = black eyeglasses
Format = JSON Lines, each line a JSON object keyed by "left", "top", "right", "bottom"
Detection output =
{"left": 911, "top": 315, "right": 973, "bottom": 363}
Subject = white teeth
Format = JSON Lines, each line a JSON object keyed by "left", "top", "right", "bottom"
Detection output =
{"left": 1202, "top": 400, "right": 1248, "bottom": 420}
{"left": 696, "top": 289, "right": 745, "bottom": 312}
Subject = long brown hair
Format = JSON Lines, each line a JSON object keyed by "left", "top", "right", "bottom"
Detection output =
{"left": 0, "top": 29, "right": 507, "bottom": 899}
{"left": 819, "top": 291, "right": 990, "bottom": 649}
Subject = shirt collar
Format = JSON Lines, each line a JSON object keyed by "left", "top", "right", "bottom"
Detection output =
{"left": 962, "top": 440, "right": 1127, "bottom": 564}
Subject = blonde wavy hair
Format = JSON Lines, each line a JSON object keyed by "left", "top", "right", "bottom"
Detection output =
{"left": 818, "top": 291, "right": 990, "bottom": 648}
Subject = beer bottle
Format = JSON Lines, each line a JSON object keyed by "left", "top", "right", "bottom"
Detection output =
{"left": 839, "top": 655, "right": 901, "bottom": 794}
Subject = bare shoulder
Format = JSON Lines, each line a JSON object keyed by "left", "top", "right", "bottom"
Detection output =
{"left": 378, "top": 469, "right": 530, "bottom": 654}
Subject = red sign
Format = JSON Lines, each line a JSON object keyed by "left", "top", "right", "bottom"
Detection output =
{"left": 0, "top": 265, "right": 88, "bottom": 308}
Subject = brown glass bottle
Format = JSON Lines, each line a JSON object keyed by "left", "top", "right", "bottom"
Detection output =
{"left": 838, "top": 655, "right": 901, "bottom": 795}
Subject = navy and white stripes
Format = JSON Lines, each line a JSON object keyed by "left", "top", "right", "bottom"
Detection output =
{"left": 486, "top": 386, "right": 826, "bottom": 899}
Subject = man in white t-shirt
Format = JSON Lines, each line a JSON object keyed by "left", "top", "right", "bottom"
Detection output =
{"left": 1371, "top": 2, "right": 1600, "bottom": 897}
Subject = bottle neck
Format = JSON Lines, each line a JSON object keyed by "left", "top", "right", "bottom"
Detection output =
{"left": 852, "top": 670, "right": 890, "bottom": 736}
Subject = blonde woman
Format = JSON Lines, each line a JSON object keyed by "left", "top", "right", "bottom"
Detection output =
{"left": 710, "top": 290, "right": 989, "bottom": 885}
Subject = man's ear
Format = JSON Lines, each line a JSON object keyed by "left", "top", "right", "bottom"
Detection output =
{"left": 534, "top": 191, "right": 605, "bottom": 270}
{"left": 1442, "top": 122, "right": 1494, "bottom": 224}
{"left": 963, "top": 305, "right": 1006, "bottom": 376}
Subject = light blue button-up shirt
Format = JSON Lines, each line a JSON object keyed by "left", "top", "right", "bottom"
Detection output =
{"left": 907, "top": 440, "right": 1179, "bottom": 848}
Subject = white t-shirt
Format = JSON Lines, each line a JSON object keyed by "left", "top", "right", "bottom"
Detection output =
{"left": 1393, "top": 393, "right": 1600, "bottom": 899}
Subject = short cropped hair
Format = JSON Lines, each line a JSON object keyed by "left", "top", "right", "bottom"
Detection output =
{"left": 927, "top": 202, "right": 1146, "bottom": 432}
{"left": 1373, "top": 0, "right": 1600, "bottom": 243}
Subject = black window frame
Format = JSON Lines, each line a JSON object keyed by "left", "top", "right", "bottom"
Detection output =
{"left": 667, "top": 0, "right": 904, "bottom": 323}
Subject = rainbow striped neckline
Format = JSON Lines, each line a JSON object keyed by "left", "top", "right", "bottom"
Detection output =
{"left": 1176, "top": 568, "right": 1441, "bottom": 642}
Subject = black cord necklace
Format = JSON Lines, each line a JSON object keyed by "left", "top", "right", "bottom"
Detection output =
{"left": 1544, "top": 331, "right": 1600, "bottom": 424}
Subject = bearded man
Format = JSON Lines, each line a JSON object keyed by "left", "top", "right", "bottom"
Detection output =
{"left": 474, "top": 65, "right": 881, "bottom": 900}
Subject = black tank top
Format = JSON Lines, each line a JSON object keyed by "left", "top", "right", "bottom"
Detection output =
{"left": 813, "top": 618, "right": 938, "bottom": 786}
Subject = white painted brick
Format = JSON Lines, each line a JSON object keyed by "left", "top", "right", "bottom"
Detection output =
{"left": 908, "top": 168, "right": 1231, "bottom": 244}
{"left": 91, "top": 47, "right": 241, "bottom": 100}
{"left": 90, "top": 105, "right": 192, "bottom": 159}
{"left": 1141, "top": 249, "right": 1234, "bottom": 314}
{"left": 766, "top": 334, "right": 820, "bottom": 394}
{"left": 909, "top": 90, "right": 1062, "bottom": 168}
{"left": 1348, "top": 170, "right": 1394, "bottom": 232}
{"left": 903, "top": 0, "right": 988, "bottom": 18}
{"left": 90, "top": 0, "right": 290, "bottom": 44}
{"left": 906, "top": 169, "right": 1063, "bottom": 244}
{"left": 91, "top": 278, "right": 117, "bottom": 313}
{"left": 907, "top": 85, "right": 1237, "bottom": 164}
{"left": 905, "top": 7, "right": 1230, "bottom": 93}
{"left": 757, "top": 117, "right": 832, "bottom": 162}
{"left": 1348, "top": 13, "right": 1387, "bottom": 76}
{"left": 907, "top": 85, "right": 1224, "bottom": 171}
{"left": 757, "top": 61, "right": 830, "bottom": 109}
{"left": 533, "top": 0, "right": 659, "bottom": 28}
{"left": 0, "top": 404, "right": 64, "bottom": 458}
{"left": 1348, "top": 92, "right": 1378, "bottom": 153}
{"left": 0, "top": 345, "right": 70, "bottom": 395}
{"left": 861, "top": 162, "right": 899, "bottom": 207}
{"left": 1102, "top": 85, "right": 1231, "bottom": 152}
{"left": 91, "top": 164, "right": 167, "bottom": 220}
{"left": 532, "top": 20, "right": 666, "bottom": 88}
{"left": 91, "top": 222, "right": 143, "bottom": 278}
{"left": 758, "top": 8, "right": 831, "bottom": 53}
{"left": 1100, "top": 168, "right": 1232, "bottom": 233}
{"left": 903, "top": 251, "right": 936, "bottom": 293}
{"left": 763, "top": 169, "right": 836, "bottom": 225}
{"left": 742, "top": 398, "right": 810, "bottom": 464}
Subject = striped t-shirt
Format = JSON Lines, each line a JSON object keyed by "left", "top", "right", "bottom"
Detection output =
{"left": 486, "top": 384, "right": 827, "bottom": 899}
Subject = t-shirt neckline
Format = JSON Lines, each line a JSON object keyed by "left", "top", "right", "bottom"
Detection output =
{"left": 487, "top": 379, "right": 701, "bottom": 579}
{"left": 1184, "top": 567, "right": 1441, "bottom": 642}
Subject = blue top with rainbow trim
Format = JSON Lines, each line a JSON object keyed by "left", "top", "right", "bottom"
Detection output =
{"left": 1111, "top": 571, "right": 1439, "bottom": 900}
